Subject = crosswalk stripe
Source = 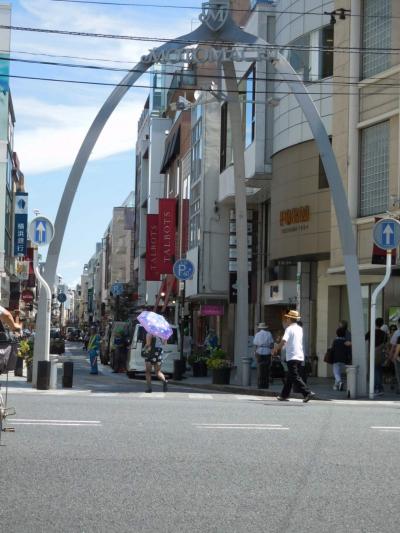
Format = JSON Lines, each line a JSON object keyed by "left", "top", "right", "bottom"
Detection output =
{"left": 188, "top": 394, "right": 213, "bottom": 399}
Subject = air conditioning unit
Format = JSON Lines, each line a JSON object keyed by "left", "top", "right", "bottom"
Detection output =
{"left": 264, "top": 280, "right": 297, "bottom": 305}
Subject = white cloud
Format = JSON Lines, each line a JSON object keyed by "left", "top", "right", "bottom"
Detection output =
{"left": 14, "top": 95, "right": 144, "bottom": 174}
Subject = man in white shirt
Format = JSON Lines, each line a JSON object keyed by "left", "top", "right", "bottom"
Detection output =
{"left": 273, "top": 310, "right": 315, "bottom": 402}
{"left": 0, "top": 305, "right": 21, "bottom": 332}
{"left": 389, "top": 318, "right": 400, "bottom": 394}
{"left": 253, "top": 323, "right": 274, "bottom": 388}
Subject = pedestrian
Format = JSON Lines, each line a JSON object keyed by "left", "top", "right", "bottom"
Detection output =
{"left": 204, "top": 328, "right": 218, "bottom": 354}
{"left": 83, "top": 331, "right": 89, "bottom": 351}
{"left": 365, "top": 317, "right": 388, "bottom": 396}
{"left": 339, "top": 319, "right": 352, "bottom": 344}
{"left": 273, "top": 310, "right": 315, "bottom": 402}
{"left": 253, "top": 322, "right": 274, "bottom": 388}
{"left": 0, "top": 305, "right": 22, "bottom": 333}
{"left": 389, "top": 318, "right": 400, "bottom": 394}
{"left": 183, "top": 328, "right": 193, "bottom": 360}
{"left": 112, "top": 328, "right": 128, "bottom": 373}
{"left": 87, "top": 326, "right": 100, "bottom": 375}
{"left": 143, "top": 332, "right": 168, "bottom": 393}
{"left": 330, "top": 327, "right": 351, "bottom": 391}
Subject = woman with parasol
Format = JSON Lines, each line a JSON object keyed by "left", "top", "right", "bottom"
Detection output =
{"left": 137, "top": 311, "right": 172, "bottom": 393}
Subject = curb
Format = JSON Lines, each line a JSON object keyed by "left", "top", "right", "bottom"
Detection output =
{"left": 169, "top": 380, "right": 283, "bottom": 398}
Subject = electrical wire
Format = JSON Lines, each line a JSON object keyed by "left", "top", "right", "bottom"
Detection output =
{"left": 6, "top": 55, "right": 400, "bottom": 89}
{"left": 2, "top": 47, "right": 400, "bottom": 84}
{"left": 48, "top": 0, "right": 399, "bottom": 19}
{"left": 2, "top": 24, "right": 400, "bottom": 54}
{"left": 4, "top": 72, "right": 400, "bottom": 97}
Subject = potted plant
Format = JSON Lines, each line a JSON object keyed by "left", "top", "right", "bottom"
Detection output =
{"left": 19, "top": 339, "right": 34, "bottom": 382}
{"left": 206, "top": 348, "right": 233, "bottom": 385}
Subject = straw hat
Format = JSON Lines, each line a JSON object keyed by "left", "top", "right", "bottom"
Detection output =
{"left": 284, "top": 310, "right": 301, "bottom": 320}
{"left": 257, "top": 322, "right": 268, "bottom": 329}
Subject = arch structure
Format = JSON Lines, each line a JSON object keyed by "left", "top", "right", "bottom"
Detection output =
{"left": 35, "top": 1, "right": 366, "bottom": 394}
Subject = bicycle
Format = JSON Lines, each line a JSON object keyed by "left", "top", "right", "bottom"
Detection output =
{"left": 0, "top": 336, "right": 19, "bottom": 446}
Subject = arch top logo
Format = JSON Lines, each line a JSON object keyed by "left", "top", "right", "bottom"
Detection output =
{"left": 199, "top": 1, "right": 229, "bottom": 32}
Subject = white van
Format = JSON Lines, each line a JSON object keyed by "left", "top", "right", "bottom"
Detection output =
{"left": 127, "top": 323, "right": 180, "bottom": 378}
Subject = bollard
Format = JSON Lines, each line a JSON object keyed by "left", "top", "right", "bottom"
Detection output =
{"left": 257, "top": 361, "right": 269, "bottom": 389}
{"left": 37, "top": 361, "right": 51, "bottom": 390}
{"left": 63, "top": 361, "right": 74, "bottom": 388}
{"left": 50, "top": 356, "right": 59, "bottom": 390}
{"left": 242, "top": 356, "right": 252, "bottom": 387}
{"left": 345, "top": 365, "right": 358, "bottom": 399}
{"left": 173, "top": 359, "right": 183, "bottom": 381}
{"left": 14, "top": 357, "right": 24, "bottom": 377}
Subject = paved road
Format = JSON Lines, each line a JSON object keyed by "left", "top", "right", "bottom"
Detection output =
{"left": 1, "top": 343, "right": 399, "bottom": 533}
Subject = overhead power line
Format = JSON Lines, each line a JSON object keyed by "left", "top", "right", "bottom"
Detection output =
{"left": 4, "top": 73, "right": 400, "bottom": 97}
{"left": 1, "top": 24, "right": 400, "bottom": 54}
{"left": 48, "top": 0, "right": 398, "bottom": 19}
{"left": 3, "top": 47, "right": 400, "bottom": 84}
{"left": 6, "top": 55, "right": 400, "bottom": 90}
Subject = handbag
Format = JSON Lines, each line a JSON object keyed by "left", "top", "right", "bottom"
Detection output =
{"left": 324, "top": 348, "right": 333, "bottom": 365}
{"left": 0, "top": 341, "right": 18, "bottom": 374}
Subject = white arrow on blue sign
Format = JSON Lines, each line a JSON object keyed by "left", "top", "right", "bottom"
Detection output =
{"left": 28, "top": 216, "right": 55, "bottom": 247}
{"left": 373, "top": 219, "right": 400, "bottom": 250}
{"left": 173, "top": 259, "right": 195, "bottom": 281}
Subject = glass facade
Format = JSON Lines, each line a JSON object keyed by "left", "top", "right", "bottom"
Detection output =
{"left": 190, "top": 105, "right": 202, "bottom": 249}
{"left": 359, "top": 121, "right": 389, "bottom": 217}
{"left": 362, "top": 0, "right": 391, "bottom": 79}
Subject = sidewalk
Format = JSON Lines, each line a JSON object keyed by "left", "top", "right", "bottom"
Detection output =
{"left": 170, "top": 368, "right": 400, "bottom": 402}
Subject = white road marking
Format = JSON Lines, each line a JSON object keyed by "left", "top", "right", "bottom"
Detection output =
{"left": 13, "top": 419, "right": 101, "bottom": 424}
{"left": 139, "top": 392, "right": 166, "bottom": 399}
{"left": 12, "top": 422, "right": 102, "bottom": 427}
{"left": 371, "top": 426, "right": 400, "bottom": 431}
{"left": 189, "top": 394, "right": 213, "bottom": 399}
{"left": 193, "top": 423, "right": 289, "bottom": 431}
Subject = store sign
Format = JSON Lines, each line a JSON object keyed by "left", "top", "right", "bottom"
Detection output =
{"left": 229, "top": 209, "right": 253, "bottom": 272}
{"left": 21, "top": 289, "right": 34, "bottom": 303}
{"left": 16, "top": 260, "right": 30, "bottom": 281}
{"left": 14, "top": 192, "right": 28, "bottom": 257}
{"left": 145, "top": 214, "right": 160, "bottom": 281}
{"left": 200, "top": 304, "right": 224, "bottom": 317}
{"left": 280, "top": 206, "right": 310, "bottom": 226}
{"left": 158, "top": 199, "right": 177, "bottom": 275}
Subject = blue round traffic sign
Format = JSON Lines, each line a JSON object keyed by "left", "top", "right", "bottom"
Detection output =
{"left": 57, "top": 293, "right": 67, "bottom": 303}
{"left": 173, "top": 259, "right": 195, "bottom": 281}
{"left": 373, "top": 219, "right": 400, "bottom": 250}
{"left": 28, "top": 216, "right": 55, "bottom": 247}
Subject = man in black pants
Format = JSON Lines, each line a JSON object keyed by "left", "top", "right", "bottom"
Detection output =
{"left": 273, "top": 310, "right": 315, "bottom": 403}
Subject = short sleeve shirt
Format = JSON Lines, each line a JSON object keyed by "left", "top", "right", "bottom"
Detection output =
{"left": 253, "top": 330, "right": 273, "bottom": 355}
{"left": 0, "top": 305, "right": 5, "bottom": 315}
{"left": 282, "top": 323, "right": 304, "bottom": 362}
{"left": 390, "top": 330, "right": 400, "bottom": 346}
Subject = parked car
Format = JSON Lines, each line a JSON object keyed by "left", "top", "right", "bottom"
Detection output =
{"left": 50, "top": 328, "right": 65, "bottom": 355}
{"left": 126, "top": 324, "right": 179, "bottom": 378}
{"left": 67, "top": 329, "right": 82, "bottom": 342}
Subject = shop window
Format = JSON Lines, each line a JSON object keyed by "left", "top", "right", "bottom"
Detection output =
{"left": 362, "top": 0, "right": 391, "bottom": 79}
{"left": 359, "top": 121, "right": 389, "bottom": 217}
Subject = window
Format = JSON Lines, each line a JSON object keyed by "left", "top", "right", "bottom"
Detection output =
{"left": 220, "top": 102, "right": 233, "bottom": 172}
{"left": 191, "top": 106, "right": 202, "bottom": 183}
{"left": 287, "top": 25, "right": 334, "bottom": 82}
{"left": 189, "top": 183, "right": 201, "bottom": 249}
{"left": 362, "top": 0, "right": 391, "bottom": 79}
{"left": 318, "top": 137, "right": 332, "bottom": 189}
{"left": 243, "top": 64, "right": 256, "bottom": 148}
{"left": 359, "top": 121, "right": 389, "bottom": 217}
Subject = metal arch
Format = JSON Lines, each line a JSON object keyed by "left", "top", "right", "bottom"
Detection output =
{"left": 37, "top": 2, "right": 366, "bottom": 394}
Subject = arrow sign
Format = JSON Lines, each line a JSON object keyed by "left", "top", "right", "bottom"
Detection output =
{"left": 28, "top": 216, "right": 55, "bottom": 247}
{"left": 35, "top": 221, "right": 46, "bottom": 244}
{"left": 373, "top": 219, "right": 400, "bottom": 251}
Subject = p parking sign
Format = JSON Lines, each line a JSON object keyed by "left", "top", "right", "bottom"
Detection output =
{"left": 173, "top": 259, "right": 195, "bottom": 281}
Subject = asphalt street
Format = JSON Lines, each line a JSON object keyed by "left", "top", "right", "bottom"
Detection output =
{"left": 1, "top": 343, "right": 400, "bottom": 533}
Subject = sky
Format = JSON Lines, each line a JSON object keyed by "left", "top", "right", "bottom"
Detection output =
{"left": 8, "top": 0, "right": 203, "bottom": 286}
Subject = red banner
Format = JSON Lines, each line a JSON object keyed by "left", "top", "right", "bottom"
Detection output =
{"left": 158, "top": 199, "right": 177, "bottom": 274}
{"left": 146, "top": 215, "right": 161, "bottom": 281}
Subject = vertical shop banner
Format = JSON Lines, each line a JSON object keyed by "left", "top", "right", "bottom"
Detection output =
{"left": 181, "top": 199, "right": 189, "bottom": 255}
{"left": 146, "top": 214, "right": 161, "bottom": 281}
{"left": 159, "top": 199, "right": 177, "bottom": 274}
{"left": 14, "top": 192, "right": 28, "bottom": 257}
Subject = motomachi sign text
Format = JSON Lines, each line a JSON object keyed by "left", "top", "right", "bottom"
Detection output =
{"left": 141, "top": 46, "right": 274, "bottom": 65}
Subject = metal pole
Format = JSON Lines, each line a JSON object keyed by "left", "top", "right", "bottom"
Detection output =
{"left": 223, "top": 60, "right": 250, "bottom": 386}
{"left": 369, "top": 251, "right": 392, "bottom": 399}
{"left": 32, "top": 250, "right": 52, "bottom": 387}
{"left": 180, "top": 281, "right": 186, "bottom": 362}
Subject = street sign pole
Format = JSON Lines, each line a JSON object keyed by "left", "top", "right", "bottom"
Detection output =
{"left": 369, "top": 251, "right": 392, "bottom": 400}
{"left": 369, "top": 218, "right": 400, "bottom": 399}
{"left": 180, "top": 281, "right": 186, "bottom": 362}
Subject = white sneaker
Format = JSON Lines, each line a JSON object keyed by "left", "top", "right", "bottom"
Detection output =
{"left": 338, "top": 382, "right": 344, "bottom": 391}
{"left": 333, "top": 383, "right": 338, "bottom": 391}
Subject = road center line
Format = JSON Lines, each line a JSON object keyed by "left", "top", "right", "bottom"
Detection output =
{"left": 13, "top": 419, "right": 101, "bottom": 424}
{"left": 370, "top": 426, "right": 400, "bottom": 430}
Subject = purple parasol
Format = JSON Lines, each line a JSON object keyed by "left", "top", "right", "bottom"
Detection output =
{"left": 137, "top": 311, "right": 173, "bottom": 341}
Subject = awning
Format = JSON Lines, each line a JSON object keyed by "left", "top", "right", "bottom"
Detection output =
{"left": 160, "top": 127, "right": 181, "bottom": 174}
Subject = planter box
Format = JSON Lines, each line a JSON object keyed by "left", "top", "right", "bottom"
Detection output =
{"left": 192, "top": 361, "right": 208, "bottom": 378}
{"left": 212, "top": 367, "right": 231, "bottom": 385}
